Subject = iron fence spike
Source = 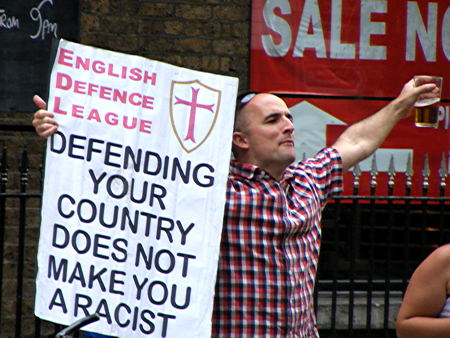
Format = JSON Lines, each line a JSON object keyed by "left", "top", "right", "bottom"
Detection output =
{"left": 19, "top": 149, "right": 30, "bottom": 187}
{"left": 1, "top": 144, "right": 8, "bottom": 173}
{"left": 405, "top": 153, "right": 413, "bottom": 191}
{"left": 405, "top": 153, "right": 413, "bottom": 177}
{"left": 20, "top": 149, "right": 29, "bottom": 173}
{"left": 422, "top": 153, "right": 430, "bottom": 177}
{"left": 388, "top": 155, "right": 396, "bottom": 189}
{"left": 388, "top": 155, "right": 396, "bottom": 175}
{"left": 422, "top": 153, "right": 430, "bottom": 193}
{"left": 353, "top": 162, "right": 361, "bottom": 177}
{"left": 370, "top": 154, "right": 378, "bottom": 189}
{"left": 352, "top": 162, "right": 361, "bottom": 191}
{"left": 0, "top": 144, "right": 7, "bottom": 186}
{"left": 370, "top": 153, "right": 378, "bottom": 175}
{"left": 439, "top": 152, "right": 448, "bottom": 178}
{"left": 439, "top": 152, "right": 448, "bottom": 192}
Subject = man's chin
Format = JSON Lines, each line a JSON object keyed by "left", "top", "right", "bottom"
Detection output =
{"left": 282, "top": 154, "right": 296, "bottom": 167}
{"left": 286, "top": 149, "right": 296, "bottom": 161}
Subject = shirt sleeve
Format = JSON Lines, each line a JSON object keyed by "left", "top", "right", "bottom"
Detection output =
{"left": 293, "top": 147, "right": 343, "bottom": 206}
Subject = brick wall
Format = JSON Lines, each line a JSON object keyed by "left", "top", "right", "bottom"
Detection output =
{"left": 0, "top": 1, "right": 251, "bottom": 336}
{"left": 80, "top": 0, "right": 251, "bottom": 90}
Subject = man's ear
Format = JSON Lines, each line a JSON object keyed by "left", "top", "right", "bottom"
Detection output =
{"left": 232, "top": 131, "right": 249, "bottom": 150}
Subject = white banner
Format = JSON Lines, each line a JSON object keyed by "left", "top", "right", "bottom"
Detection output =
{"left": 35, "top": 39, "right": 238, "bottom": 337}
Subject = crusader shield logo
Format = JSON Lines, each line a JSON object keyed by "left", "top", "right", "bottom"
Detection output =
{"left": 170, "top": 80, "right": 221, "bottom": 153}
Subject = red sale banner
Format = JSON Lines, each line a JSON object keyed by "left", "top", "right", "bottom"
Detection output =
{"left": 250, "top": 0, "right": 450, "bottom": 197}
{"left": 250, "top": 0, "right": 450, "bottom": 98}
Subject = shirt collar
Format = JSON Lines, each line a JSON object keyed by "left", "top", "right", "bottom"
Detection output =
{"left": 230, "top": 160, "right": 295, "bottom": 182}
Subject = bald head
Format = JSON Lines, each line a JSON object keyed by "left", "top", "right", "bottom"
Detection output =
{"left": 234, "top": 93, "right": 287, "bottom": 132}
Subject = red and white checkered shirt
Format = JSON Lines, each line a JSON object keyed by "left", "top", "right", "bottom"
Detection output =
{"left": 212, "top": 147, "right": 343, "bottom": 337}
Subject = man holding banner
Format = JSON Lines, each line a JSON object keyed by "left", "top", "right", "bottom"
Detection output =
{"left": 34, "top": 75, "right": 438, "bottom": 337}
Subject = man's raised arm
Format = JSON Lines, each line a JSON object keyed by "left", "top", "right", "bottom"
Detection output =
{"left": 332, "top": 79, "right": 438, "bottom": 172}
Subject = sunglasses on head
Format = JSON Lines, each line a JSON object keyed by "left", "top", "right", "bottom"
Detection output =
{"left": 235, "top": 91, "right": 259, "bottom": 111}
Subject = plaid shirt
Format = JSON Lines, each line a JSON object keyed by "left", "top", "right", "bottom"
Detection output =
{"left": 212, "top": 147, "right": 343, "bottom": 337}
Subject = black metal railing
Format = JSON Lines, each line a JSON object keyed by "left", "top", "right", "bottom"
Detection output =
{"left": 316, "top": 154, "right": 449, "bottom": 338}
{"left": 0, "top": 145, "right": 46, "bottom": 337}
{"left": 0, "top": 144, "right": 448, "bottom": 337}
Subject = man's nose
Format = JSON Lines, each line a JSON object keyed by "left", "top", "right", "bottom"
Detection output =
{"left": 282, "top": 117, "right": 295, "bottom": 133}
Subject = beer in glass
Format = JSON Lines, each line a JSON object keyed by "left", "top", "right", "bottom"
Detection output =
{"left": 413, "top": 75, "right": 442, "bottom": 128}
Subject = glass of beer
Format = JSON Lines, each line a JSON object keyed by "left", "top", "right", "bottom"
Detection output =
{"left": 413, "top": 75, "right": 443, "bottom": 128}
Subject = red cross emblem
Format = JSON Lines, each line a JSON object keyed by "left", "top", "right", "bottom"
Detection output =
{"left": 170, "top": 80, "right": 221, "bottom": 153}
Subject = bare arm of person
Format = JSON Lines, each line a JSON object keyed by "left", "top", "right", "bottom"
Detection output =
{"left": 332, "top": 79, "right": 438, "bottom": 171}
{"left": 396, "top": 244, "right": 450, "bottom": 338}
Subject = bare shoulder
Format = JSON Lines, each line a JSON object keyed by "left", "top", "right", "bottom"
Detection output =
{"left": 430, "top": 244, "right": 450, "bottom": 261}
{"left": 420, "top": 244, "right": 450, "bottom": 272}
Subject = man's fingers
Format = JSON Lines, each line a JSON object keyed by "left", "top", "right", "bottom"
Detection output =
{"left": 40, "top": 126, "right": 58, "bottom": 139}
{"left": 33, "top": 109, "right": 54, "bottom": 119}
{"left": 32, "top": 109, "right": 58, "bottom": 139}
{"left": 34, "top": 123, "right": 57, "bottom": 139}
{"left": 418, "top": 83, "right": 438, "bottom": 92}
{"left": 32, "top": 96, "right": 58, "bottom": 139}
{"left": 415, "top": 83, "right": 440, "bottom": 101}
{"left": 33, "top": 112, "right": 56, "bottom": 126}
{"left": 33, "top": 95, "right": 47, "bottom": 110}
